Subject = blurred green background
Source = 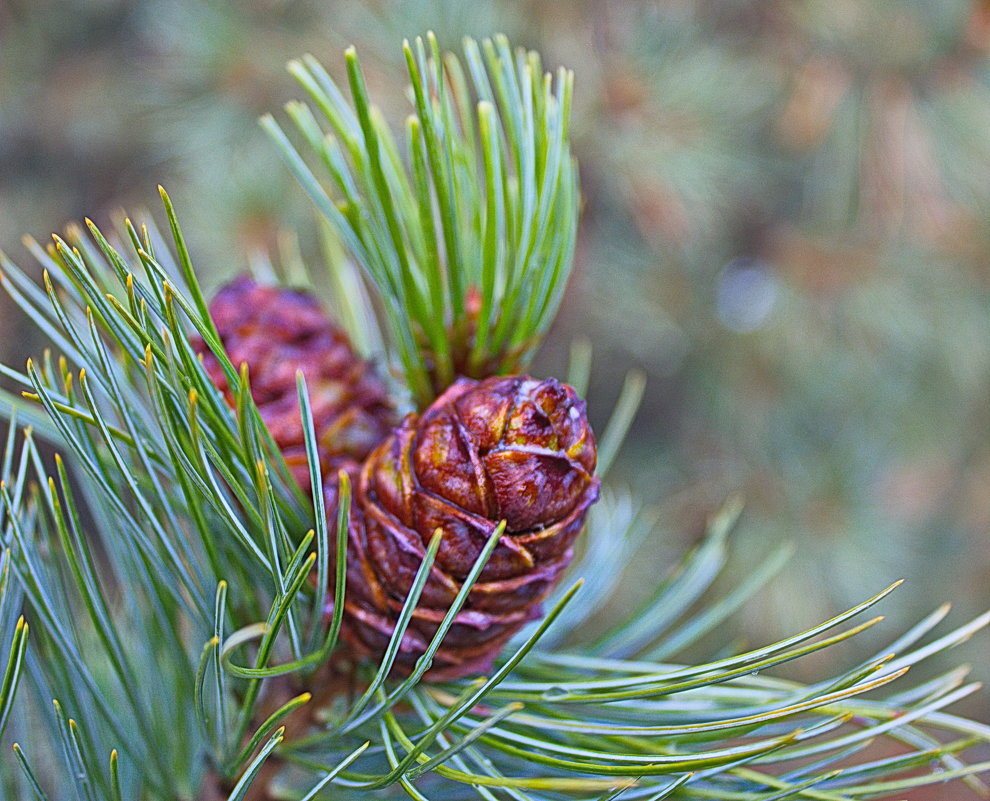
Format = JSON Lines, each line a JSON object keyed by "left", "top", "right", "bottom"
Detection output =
{"left": 3, "top": 0, "right": 990, "bottom": 751}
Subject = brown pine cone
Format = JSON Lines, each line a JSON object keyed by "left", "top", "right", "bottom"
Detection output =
{"left": 192, "top": 276, "right": 395, "bottom": 491}
{"left": 336, "top": 375, "right": 599, "bottom": 679}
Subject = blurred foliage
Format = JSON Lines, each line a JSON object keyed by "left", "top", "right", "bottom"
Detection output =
{"left": 3, "top": 0, "right": 990, "bottom": 745}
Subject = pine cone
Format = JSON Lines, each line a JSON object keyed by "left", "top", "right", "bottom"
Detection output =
{"left": 192, "top": 276, "right": 395, "bottom": 491}
{"left": 337, "top": 375, "right": 599, "bottom": 679}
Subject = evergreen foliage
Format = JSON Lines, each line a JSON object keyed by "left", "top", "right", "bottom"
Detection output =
{"left": 263, "top": 33, "right": 579, "bottom": 406}
{"left": 0, "top": 32, "right": 988, "bottom": 801}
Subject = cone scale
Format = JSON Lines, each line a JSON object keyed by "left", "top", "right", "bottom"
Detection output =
{"left": 196, "top": 282, "right": 600, "bottom": 679}
{"left": 337, "top": 375, "right": 599, "bottom": 678}
{"left": 191, "top": 276, "right": 395, "bottom": 492}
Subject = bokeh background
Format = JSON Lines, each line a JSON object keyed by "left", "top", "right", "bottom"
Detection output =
{"left": 3, "top": 0, "right": 990, "bottom": 777}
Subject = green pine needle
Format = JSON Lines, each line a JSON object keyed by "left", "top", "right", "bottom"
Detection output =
{"left": 265, "top": 32, "right": 580, "bottom": 407}
{"left": 0, "top": 35, "right": 988, "bottom": 801}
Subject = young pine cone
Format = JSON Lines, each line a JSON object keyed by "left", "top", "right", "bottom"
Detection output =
{"left": 192, "top": 276, "right": 395, "bottom": 491}
{"left": 337, "top": 375, "right": 600, "bottom": 679}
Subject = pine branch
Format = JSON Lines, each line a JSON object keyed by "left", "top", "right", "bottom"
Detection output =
{"left": 0, "top": 34, "right": 989, "bottom": 801}
{"left": 263, "top": 33, "right": 580, "bottom": 407}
